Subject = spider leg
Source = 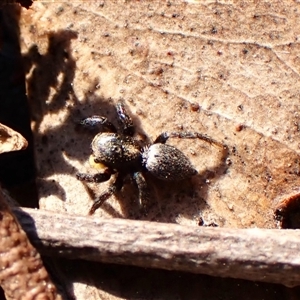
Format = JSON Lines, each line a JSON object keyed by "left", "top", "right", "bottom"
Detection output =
{"left": 116, "top": 102, "right": 135, "bottom": 136}
{"left": 80, "top": 116, "right": 117, "bottom": 133}
{"left": 89, "top": 172, "right": 125, "bottom": 215}
{"left": 76, "top": 172, "right": 111, "bottom": 183}
{"left": 132, "top": 172, "right": 151, "bottom": 211}
{"left": 154, "top": 131, "right": 226, "bottom": 149}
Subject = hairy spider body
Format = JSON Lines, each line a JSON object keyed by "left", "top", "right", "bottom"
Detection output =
{"left": 92, "top": 132, "right": 142, "bottom": 172}
{"left": 142, "top": 144, "right": 197, "bottom": 181}
{"left": 77, "top": 102, "right": 225, "bottom": 215}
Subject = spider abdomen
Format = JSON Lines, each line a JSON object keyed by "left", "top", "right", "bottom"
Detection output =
{"left": 142, "top": 143, "right": 197, "bottom": 181}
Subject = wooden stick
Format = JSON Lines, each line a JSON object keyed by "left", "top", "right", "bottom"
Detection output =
{"left": 12, "top": 207, "right": 300, "bottom": 287}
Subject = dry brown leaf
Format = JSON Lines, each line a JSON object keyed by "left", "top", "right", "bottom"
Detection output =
{"left": 0, "top": 123, "right": 28, "bottom": 154}
{"left": 20, "top": 1, "right": 300, "bottom": 228}
{"left": 18, "top": 1, "right": 300, "bottom": 297}
{"left": 0, "top": 189, "right": 62, "bottom": 300}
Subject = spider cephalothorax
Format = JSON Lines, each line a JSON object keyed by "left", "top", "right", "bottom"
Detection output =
{"left": 77, "top": 102, "right": 226, "bottom": 215}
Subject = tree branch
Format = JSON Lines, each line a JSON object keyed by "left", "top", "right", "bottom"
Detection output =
{"left": 12, "top": 207, "right": 300, "bottom": 287}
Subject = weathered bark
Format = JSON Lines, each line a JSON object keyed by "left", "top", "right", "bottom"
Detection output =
{"left": 13, "top": 206, "right": 300, "bottom": 288}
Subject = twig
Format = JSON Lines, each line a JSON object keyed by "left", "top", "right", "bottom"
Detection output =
{"left": 12, "top": 206, "right": 300, "bottom": 287}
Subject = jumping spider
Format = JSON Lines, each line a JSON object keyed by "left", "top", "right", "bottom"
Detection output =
{"left": 77, "top": 102, "right": 226, "bottom": 215}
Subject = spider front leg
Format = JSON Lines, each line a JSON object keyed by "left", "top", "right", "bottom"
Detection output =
{"left": 89, "top": 172, "right": 125, "bottom": 215}
{"left": 76, "top": 171, "right": 111, "bottom": 183}
{"left": 116, "top": 102, "right": 135, "bottom": 136}
{"left": 80, "top": 115, "right": 117, "bottom": 133}
{"left": 154, "top": 131, "right": 226, "bottom": 149}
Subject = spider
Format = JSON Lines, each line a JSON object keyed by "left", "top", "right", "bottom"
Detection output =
{"left": 77, "top": 102, "right": 226, "bottom": 215}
